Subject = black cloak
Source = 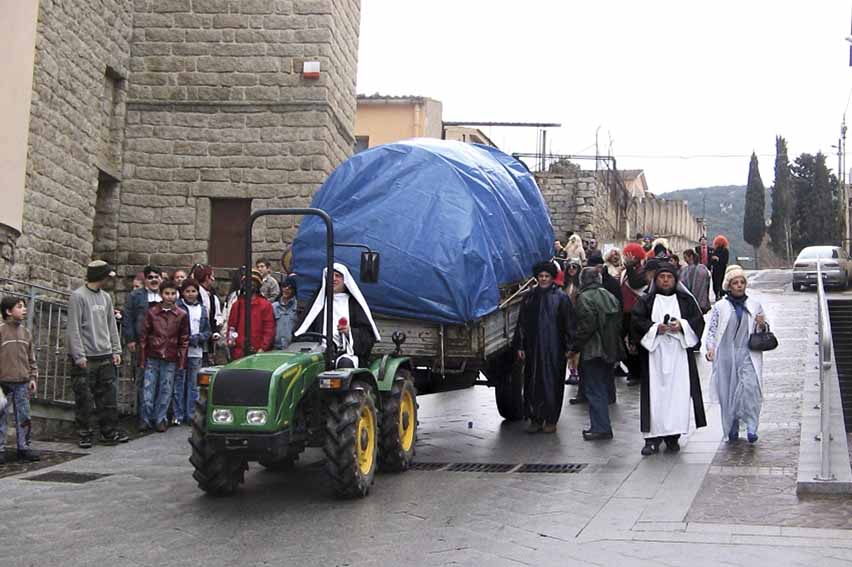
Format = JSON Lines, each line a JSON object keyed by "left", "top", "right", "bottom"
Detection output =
{"left": 512, "top": 285, "right": 577, "bottom": 424}
{"left": 630, "top": 286, "right": 707, "bottom": 433}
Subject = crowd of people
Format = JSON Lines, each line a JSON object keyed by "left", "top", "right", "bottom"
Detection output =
{"left": 0, "top": 231, "right": 767, "bottom": 459}
{"left": 514, "top": 231, "right": 769, "bottom": 455}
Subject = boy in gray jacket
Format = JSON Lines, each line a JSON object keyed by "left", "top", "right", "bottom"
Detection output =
{"left": 66, "top": 261, "right": 128, "bottom": 448}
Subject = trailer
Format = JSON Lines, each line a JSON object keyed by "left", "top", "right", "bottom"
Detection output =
{"left": 293, "top": 139, "right": 553, "bottom": 421}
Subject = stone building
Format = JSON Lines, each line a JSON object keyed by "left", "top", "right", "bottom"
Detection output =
{"left": 537, "top": 161, "right": 705, "bottom": 254}
{"left": 1, "top": 0, "right": 361, "bottom": 293}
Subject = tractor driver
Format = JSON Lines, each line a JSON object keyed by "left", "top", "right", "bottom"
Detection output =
{"left": 294, "top": 263, "right": 381, "bottom": 368}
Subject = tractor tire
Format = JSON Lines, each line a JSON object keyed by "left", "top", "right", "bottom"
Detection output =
{"left": 189, "top": 400, "right": 248, "bottom": 496}
{"left": 380, "top": 370, "right": 418, "bottom": 472}
{"left": 495, "top": 359, "right": 524, "bottom": 421}
{"left": 792, "top": 283, "right": 802, "bottom": 292}
{"left": 323, "top": 384, "right": 378, "bottom": 498}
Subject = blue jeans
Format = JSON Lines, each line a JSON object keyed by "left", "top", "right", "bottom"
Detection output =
{"left": 582, "top": 358, "right": 613, "bottom": 434}
{"left": 172, "top": 357, "right": 202, "bottom": 423}
{"left": 143, "top": 359, "right": 176, "bottom": 427}
{"left": 0, "top": 383, "right": 31, "bottom": 451}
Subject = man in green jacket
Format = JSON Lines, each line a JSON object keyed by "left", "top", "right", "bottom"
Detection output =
{"left": 573, "top": 268, "right": 625, "bottom": 441}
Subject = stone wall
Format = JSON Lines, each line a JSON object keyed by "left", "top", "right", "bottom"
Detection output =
{"left": 536, "top": 165, "right": 705, "bottom": 251}
{"left": 121, "top": 0, "right": 360, "bottom": 279}
{"left": 15, "top": 0, "right": 134, "bottom": 291}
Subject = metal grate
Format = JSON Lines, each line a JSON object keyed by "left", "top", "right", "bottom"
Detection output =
{"left": 408, "top": 462, "right": 588, "bottom": 474}
{"left": 409, "top": 462, "right": 449, "bottom": 471}
{"left": 24, "top": 471, "right": 112, "bottom": 484}
{"left": 445, "top": 462, "right": 515, "bottom": 473}
{"left": 516, "top": 463, "right": 587, "bottom": 474}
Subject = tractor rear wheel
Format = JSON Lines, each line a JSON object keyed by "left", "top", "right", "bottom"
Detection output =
{"left": 323, "top": 383, "right": 378, "bottom": 498}
{"left": 189, "top": 400, "right": 248, "bottom": 496}
{"left": 380, "top": 370, "right": 418, "bottom": 472}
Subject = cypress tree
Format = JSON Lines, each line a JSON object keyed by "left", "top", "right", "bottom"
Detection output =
{"left": 743, "top": 152, "right": 766, "bottom": 268}
{"left": 768, "top": 136, "right": 793, "bottom": 261}
{"left": 812, "top": 152, "right": 837, "bottom": 244}
{"left": 791, "top": 153, "right": 816, "bottom": 250}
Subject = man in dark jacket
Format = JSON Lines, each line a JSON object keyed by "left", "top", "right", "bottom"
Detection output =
{"left": 123, "top": 264, "right": 162, "bottom": 424}
{"left": 573, "top": 268, "right": 624, "bottom": 441}
{"left": 512, "top": 261, "right": 577, "bottom": 434}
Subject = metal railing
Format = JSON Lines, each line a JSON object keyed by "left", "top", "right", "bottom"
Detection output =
{"left": 0, "top": 278, "right": 137, "bottom": 414}
{"left": 815, "top": 261, "right": 836, "bottom": 481}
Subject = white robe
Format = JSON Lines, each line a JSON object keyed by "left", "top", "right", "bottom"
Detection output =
{"left": 640, "top": 293, "right": 700, "bottom": 438}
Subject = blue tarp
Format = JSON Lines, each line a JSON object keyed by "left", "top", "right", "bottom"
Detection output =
{"left": 293, "top": 139, "right": 554, "bottom": 324}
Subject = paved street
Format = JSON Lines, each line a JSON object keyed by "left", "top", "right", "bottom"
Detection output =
{"left": 2, "top": 270, "right": 852, "bottom": 567}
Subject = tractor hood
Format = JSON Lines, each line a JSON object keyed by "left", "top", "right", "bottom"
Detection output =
{"left": 210, "top": 351, "right": 320, "bottom": 408}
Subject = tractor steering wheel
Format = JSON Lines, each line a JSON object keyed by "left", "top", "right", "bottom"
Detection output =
{"left": 293, "top": 332, "right": 327, "bottom": 344}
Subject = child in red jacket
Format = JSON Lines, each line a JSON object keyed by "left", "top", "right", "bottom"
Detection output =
{"left": 227, "top": 269, "right": 275, "bottom": 359}
{"left": 139, "top": 280, "right": 189, "bottom": 431}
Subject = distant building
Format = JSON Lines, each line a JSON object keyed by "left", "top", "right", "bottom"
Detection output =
{"left": 354, "top": 94, "right": 497, "bottom": 152}
{"left": 619, "top": 169, "right": 649, "bottom": 198}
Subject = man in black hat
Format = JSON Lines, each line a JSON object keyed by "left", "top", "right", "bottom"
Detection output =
{"left": 67, "top": 261, "right": 128, "bottom": 448}
{"left": 512, "top": 260, "right": 576, "bottom": 433}
{"left": 631, "top": 263, "right": 706, "bottom": 456}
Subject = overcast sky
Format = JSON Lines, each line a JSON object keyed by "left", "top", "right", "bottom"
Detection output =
{"left": 356, "top": 0, "right": 852, "bottom": 194}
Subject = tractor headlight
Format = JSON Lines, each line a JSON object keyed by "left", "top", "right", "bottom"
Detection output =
{"left": 246, "top": 410, "right": 268, "bottom": 425}
{"left": 212, "top": 409, "right": 234, "bottom": 424}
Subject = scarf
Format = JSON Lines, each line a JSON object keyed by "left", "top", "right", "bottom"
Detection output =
{"left": 726, "top": 293, "right": 748, "bottom": 322}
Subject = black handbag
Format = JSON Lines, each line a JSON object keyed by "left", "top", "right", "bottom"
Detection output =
{"left": 748, "top": 322, "right": 778, "bottom": 352}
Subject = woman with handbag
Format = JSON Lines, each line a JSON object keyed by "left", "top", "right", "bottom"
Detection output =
{"left": 704, "top": 265, "right": 770, "bottom": 443}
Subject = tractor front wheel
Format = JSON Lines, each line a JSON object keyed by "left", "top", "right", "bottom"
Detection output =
{"left": 189, "top": 400, "right": 248, "bottom": 496}
{"left": 323, "top": 384, "right": 378, "bottom": 498}
{"left": 380, "top": 370, "right": 418, "bottom": 472}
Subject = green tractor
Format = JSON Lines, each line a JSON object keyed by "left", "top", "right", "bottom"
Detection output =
{"left": 189, "top": 208, "right": 417, "bottom": 498}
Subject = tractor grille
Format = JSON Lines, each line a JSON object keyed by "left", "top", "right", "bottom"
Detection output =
{"left": 211, "top": 369, "right": 272, "bottom": 406}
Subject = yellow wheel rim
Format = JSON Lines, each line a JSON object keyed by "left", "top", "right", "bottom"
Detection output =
{"left": 399, "top": 389, "right": 415, "bottom": 452}
{"left": 356, "top": 404, "right": 376, "bottom": 475}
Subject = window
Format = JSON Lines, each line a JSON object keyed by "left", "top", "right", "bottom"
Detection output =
{"left": 209, "top": 198, "right": 251, "bottom": 268}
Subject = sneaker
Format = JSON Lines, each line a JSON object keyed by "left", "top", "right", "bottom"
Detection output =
{"left": 171, "top": 417, "right": 182, "bottom": 426}
{"left": 0, "top": 450, "right": 6, "bottom": 465}
{"left": 100, "top": 429, "right": 130, "bottom": 444}
{"left": 542, "top": 423, "right": 558, "bottom": 434}
{"left": 525, "top": 421, "right": 543, "bottom": 434}
{"left": 747, "top": 431, "right": 759, "bottom": 444}
{"left": 17, "top": 449, "right": 41, "bottom": 462}
{"left": 78, "top": 434, "right": 94, "bottom": 449}
{"left": 155, "top": 421, "right": 168, "bottom": 433}
{"left": 728, "top": 419, "right": 740, "bottom": 443}
{"left": 664, "top": 439, "right": 680, "bottom": 453}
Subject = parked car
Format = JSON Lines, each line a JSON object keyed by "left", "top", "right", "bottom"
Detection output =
{"left": 792, "top": 246, "right": 852, "bottom": 291}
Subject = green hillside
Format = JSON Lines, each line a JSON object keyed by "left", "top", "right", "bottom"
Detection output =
{"left": 658, "top": 185, "right": 747, "bottom": 259}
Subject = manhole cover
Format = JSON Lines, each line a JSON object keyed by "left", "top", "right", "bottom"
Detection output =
{"left": 0, "top": 451, "right": 86, "bottom": 480}
{"left": 445, "top": 462, "right": 515, "bottom": 473}
{"left": 409, "top": 462, "right": 449, "bottom": 471}
{"left": 516, "top": 463, "right": 587, "bottom": 474}
{"left": 24, "top": 471, "right": 112, "bottom": 484}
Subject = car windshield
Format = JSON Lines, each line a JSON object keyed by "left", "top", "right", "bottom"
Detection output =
{"left": 798, "top": 248, "right": 838, "bottom": 260}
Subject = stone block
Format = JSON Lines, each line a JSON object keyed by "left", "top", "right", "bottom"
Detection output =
{"left": 152, "top": 0, "right": 191, "bottom": 12}
{"left": 161, "top": 208, "right": 195, "bottom": 224}
{"left": 243, "top": 169, "right": 286, "bottom": 184}
{"left": 294, "top": 0, "right": 332, "bottom": 15}
{"left": 239, "top": 0, "right": 275, "bottom": 14}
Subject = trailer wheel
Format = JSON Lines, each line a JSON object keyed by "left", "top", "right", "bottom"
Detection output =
{"left": 494, "top": 360, "right": 524, "bottom": 421}
{"left": 380, "top": 370, "right": 418, "bottom": 472}
{"left": 189, "top": 400, "right": 248, "bottom": 496}
{"left": 323, "top": 384, "right": 378, "bottom": 498}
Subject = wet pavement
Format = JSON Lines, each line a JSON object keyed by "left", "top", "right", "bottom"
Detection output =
{"left": 2, "top": 269, "right": 852, "bottom": 566}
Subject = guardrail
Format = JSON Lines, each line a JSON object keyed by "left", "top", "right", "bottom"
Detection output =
{"left": 815, "top": 261, "right": 836, "bottom": 481}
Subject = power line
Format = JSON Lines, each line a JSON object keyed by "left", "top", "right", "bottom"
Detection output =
{"left": 615, "top": 153, "right": 775, "bottom": 160}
